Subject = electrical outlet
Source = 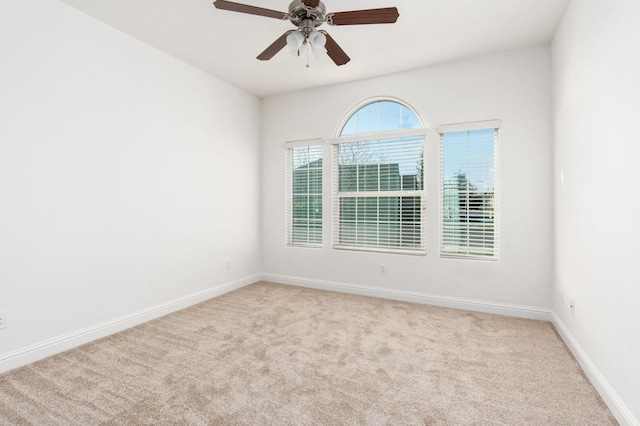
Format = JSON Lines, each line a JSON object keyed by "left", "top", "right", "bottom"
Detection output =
{"left": 379, "top": 264, "right": 387, "bottom": 275}
{"left": 0, "top": 312, "right": 6, "bottom": 330}
{"left": 569, "top": 299, "right": 575, "bottom": 315}
{"left": 225, "top": 260, "right": 231, "bottom": 270}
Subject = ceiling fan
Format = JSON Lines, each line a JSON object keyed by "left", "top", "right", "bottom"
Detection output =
{"left": 213, "top": 0, "right": 400, "bottom": 66}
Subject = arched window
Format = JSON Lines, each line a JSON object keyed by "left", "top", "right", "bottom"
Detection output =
{"left": 332, "top": 99, "right": 426, "bottom": 254}
{"left": 340, "top": 100, "right": 422, "bottom": 136}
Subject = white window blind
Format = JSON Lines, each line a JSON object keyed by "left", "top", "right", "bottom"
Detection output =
{"left": 439, "top": 122, "right": 499, "bottom": 259}
{"left": 333, "top": 132, "right": 426, "bottom": 254}
{"left": 285, "top": 141, "right": 323, "bottom": 247}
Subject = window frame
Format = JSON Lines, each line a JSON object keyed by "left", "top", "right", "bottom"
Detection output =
{"left": 285, "top": 139, "right": 324, "bottom": 248}
{"left": 331, "top": 99, "right": 427, "bottom": 255}
{"left": 437, "top": 120, "right": 501, "bottom": 260}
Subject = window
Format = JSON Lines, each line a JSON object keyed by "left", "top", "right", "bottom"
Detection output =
{"left": 438, "top": 120, "right": 500, "bottom": 259}
{"left": 285, "top": 141, "right": 323, "bottom": 247}
{"left": 332, "top": 100, "right": 426, "bottom": 254}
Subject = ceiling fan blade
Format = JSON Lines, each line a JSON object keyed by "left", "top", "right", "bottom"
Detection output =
{"left": 327, "top": 7, "right": 399, "bottom": 26}
{"left": 213, "top": 0, "right": 287, "bottom": 20}
{"left": 322, "top": 32, "right": 350, "bottom": 66}
{"left": 257, "top": 31, "right": 293, "bottom": 61}
{"left": 302, "top": 0, "right": 321, "bottom": 7}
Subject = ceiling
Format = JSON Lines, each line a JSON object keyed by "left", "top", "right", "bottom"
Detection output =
{"left": 59, "top": 0, "right": 570, "bottom": 98}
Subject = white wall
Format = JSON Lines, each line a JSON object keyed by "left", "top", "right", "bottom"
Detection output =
{"left": 261, "top": 46, "right": 553, "bottom": 314}
{"left": 0, "top": 0, "right": 261, "bottom": 370}
{"left": 552, "top": 0, "right": 640, "bottom": 422}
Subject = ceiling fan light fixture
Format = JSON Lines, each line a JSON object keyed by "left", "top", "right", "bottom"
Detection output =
{"left": 286, "top": 31, "right": 305, "bottom": 50}
{"left": 308, "top": 30, "right": 326, "bottom": 49}
{"left": 311, "top": 45, "right": 325, "bottom": 59}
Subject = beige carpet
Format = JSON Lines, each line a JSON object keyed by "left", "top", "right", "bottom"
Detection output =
{"left": 0, "top": 282, "right": 616, "bottom": 425}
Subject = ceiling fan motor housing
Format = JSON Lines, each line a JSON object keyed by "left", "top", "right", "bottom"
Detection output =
{"left": 288, "top": 0, "right": 327, "bottom": 34}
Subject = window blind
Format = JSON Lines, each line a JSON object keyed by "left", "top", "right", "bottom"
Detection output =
{"left": 285, "top": 142, "right": 323, "bottom": 247}
{"left": 439, "top": 124, "right": 499, "bottom": 259}
{"left": 333, "top": 133, "right": 426, "bottom": 254}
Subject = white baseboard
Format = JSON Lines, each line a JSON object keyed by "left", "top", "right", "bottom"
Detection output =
{"left": 262, "top": 273, "right": 552, "bottom": 321}
{"left": 552, "top": 312, "right": 638, "bottom": 426}
{"left": 0, "top": 274, "right": 260, "bottom": 375}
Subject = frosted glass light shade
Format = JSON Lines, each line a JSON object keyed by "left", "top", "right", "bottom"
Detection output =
{"left": 309, "top": 31, "right": 326, "bottom": 49}
{"left": 286, "top": 31, "right": 305, "bottom": 50}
